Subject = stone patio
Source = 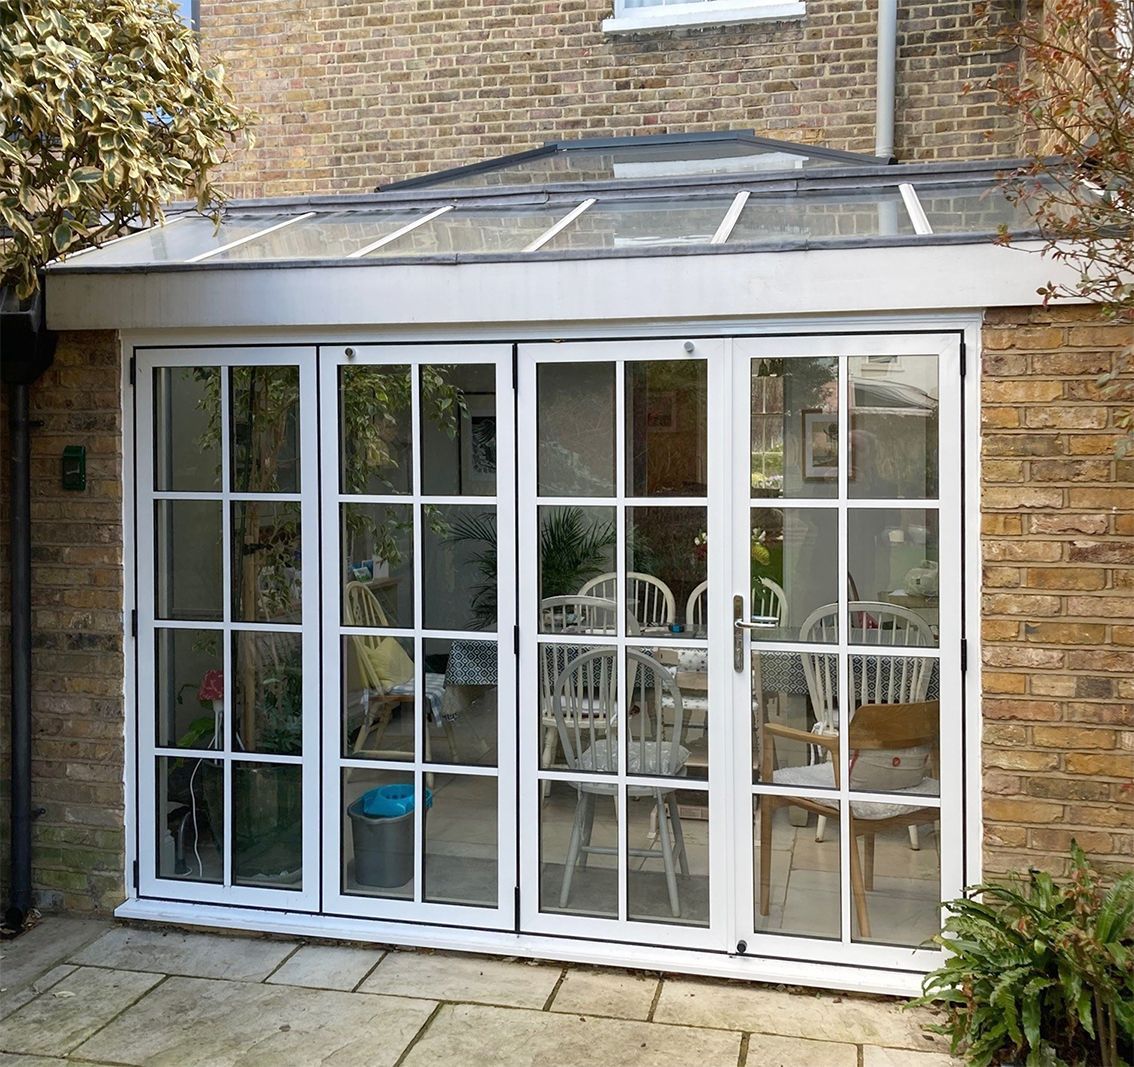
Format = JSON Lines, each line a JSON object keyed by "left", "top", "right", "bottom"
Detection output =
{"left": 0, "top": 917, "right": 961, "bottom": 1066}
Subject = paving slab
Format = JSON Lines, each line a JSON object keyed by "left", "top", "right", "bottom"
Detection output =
{"left": 400, "top": 1002, "right": 743, "bottom": 1067}
{"left": 863, "top": 1046, "right": 962, "bottom": 1066}
{"left": 0, "top": 965, "right": 75, "bottom": 1023}
{"left": 70, "top": 926, "right": 297, "bottom": 981}
{"left": 358, "top": 950, "right": 561, "bottom": 1009}
{"left": 549, "top": 967, "right": 658, "bottom": 1021}
{"left": 73, "top": 974, "right": 436, "bottom": 1067}
{"left": 744, "top": 1034, "right": 858, "bottom": 1067}
{"left": 0, "top": 1056, "right": 119, "bottom": 1067}
{"left": 265, "top": 943, "right": 385, "bottom": 991}
{"left": 0, "top": 918, "right": 110, "bottom": 994}
{"left": 0, "top": 966, "right": 163, "bottom": 1057}
{"left": 654, "top": 979, "right": 944, "bottom": 1050}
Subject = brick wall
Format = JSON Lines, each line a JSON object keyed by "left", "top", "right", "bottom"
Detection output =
{"left": 199, "top": 0, "right": 1022, "bottom": 199}
{"left": 980, "top": 306, "right": 1134, "bottom": 880}
{"left": 0, "top": 331, "right": 126, "bottom": 915}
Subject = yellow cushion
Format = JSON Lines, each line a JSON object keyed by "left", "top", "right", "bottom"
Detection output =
{"left": 358, "top": 637, "right": 414, "bottom": 690}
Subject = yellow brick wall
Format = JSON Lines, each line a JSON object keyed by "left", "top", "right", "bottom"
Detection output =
{"left": 980, "top": 306, "right": 1134, "bottom": 879}
{"left": 199, "top": 0, "right": 1022, "bottom": 199}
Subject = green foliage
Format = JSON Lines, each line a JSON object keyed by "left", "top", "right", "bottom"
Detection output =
{"left": 539, "top": 507, "right": 617, "bottom": 599}
{"left": 917, "top": 845, "right": 1134, "bottom": 1067}
{"left": 1, "top": 0, "right": 253, "bottom": 297}
{"left": 445, "top": 510, "right": 498, "bottom": 630}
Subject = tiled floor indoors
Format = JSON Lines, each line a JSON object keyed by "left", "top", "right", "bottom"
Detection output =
{"left": 0, "top": 917, "right": 962, "bottom": 1066}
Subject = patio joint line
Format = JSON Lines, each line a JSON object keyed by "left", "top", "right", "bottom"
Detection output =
{"left": 60, "top": 971, "right": 173, "bottom": 1060}
{"left": 351, "top": 948, "right": 389, "bottom": 993}
{"left": 646, "top": 975, "right": 664, "bottom": 1022}
{"left": 541, "top": 966, "right": 569, "bottom": 1010}
{"left": 260, "top": 942, "right": 303, "bottom": 983}
{"left": 737, "top": 1031, "right": 751, "bottom": 1067}
{"left": 392, "top": 1001, "right": 446, "bottom": 1067}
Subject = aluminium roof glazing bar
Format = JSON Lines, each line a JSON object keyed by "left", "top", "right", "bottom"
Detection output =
{"left": 187, "top": 212, "right": 316, "bottom": 263}
{"left": 346, "top": 205, "right": 454, "bottom": 258}
{"left": 711, "top": 191, "right": 750, "bottom": 244}
{"left": 898, "top": 183, "right": 933, "bottom": 235}
{"left": 522, "top": 198, "right": 596, "bottom": 253}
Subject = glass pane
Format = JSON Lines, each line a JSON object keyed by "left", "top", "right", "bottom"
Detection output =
{"left": 543, "top": 198, "right": 732, "bottom": 251}
{"left": 424, "top": 773, "right": 497, "bottom": 906}
{"left": 626, "top": 360, "right": 706, "bottom": 496}
{"left": 231, "top": 501, "right": 302, "bottom": 623}
{"left": 848, "top": 696, "right": 939, "bottom": 798}
{"left": 153, "top": 367, "right": 220, "bottom": 491}
{"left": 211, "top": 210, "right": 427, "bottom": 261}
{"left": 537, "top": 362, "right": 615, "bottom": 496}
{"left": 155, "top": 628, "right": 222, "bottom": 749}
{"left": 422, "top": 505, "right": 497, "bottom": 631}
{"left": 626, "top": 506, "right": 702, "bottom": 636}
{"left": 751, "top": 508, "right": 838, "bottom": 640}
{"left": 230, "top": 366, "right": 300, "bottom": 493}
{"left": 540, "top": 778, "right": 617, "bottom": 919}
{"left": 155, "top": 500, "right": 222, "bottom": 621}
{"left": 538, "top": 643, "right": 619, "bottom": 774}
{"left": 341, "top": 635, "right": 415, "bottom": 761}
{"left": 753, "top": 651, "right": 838, "bottom": 786}
{"left": 64, "top": 214, "right": 291, "bottom": 267}
{"left": 538, "top": 507, "right": 616, "bottom": 630}
{"left": 753, "top": 795, "right": 841, "bottom": 940}
{"left": 232, "top": 762, "right": 302, "bottom": 889}
{"left": 365, "top": 208, "right": 566, "bottom": 257}
{"left": 750, "top": 356, "right": 838, "bottom": 499}
{"left": 849, "top": 802, "right": 940, "bottom": 947}
{"left": 628, "top": 786, "right": 709, "bottom": 927}
{"left": 916, "top": 182, "right": 1035, "bottom": 234}
{"left": 339, "top": 365, "right": 413, "bottom": 495}
{"left": 847, "top": 508, "right": 939, "bottom": 645}
{"left": 340, "top": 503, "right": 413, "bottom": 628}
{"left": 232, "top": 631, "right": 303, "bottom": 756}
{"left": 647, "top": 646, "right": 708, "bottom": 781}
{"left": 729, "top": 189, "right": 914, "bottom": 243}
{"left": 423, "top": 638, "right": 497, "bottom": 767}
{"left": 850, "top": 354, "right": 938, "bottom": 499}
{"left": 421, "top": 364, "right": 496, "bottom": 496}
{"left": 342, "top": 768, "right": 415, "bottom": 899}
{"left": 156, "top": 756, "right": 222, "bottom": 883}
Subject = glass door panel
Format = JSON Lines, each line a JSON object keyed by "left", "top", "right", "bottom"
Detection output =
{"left": 734, "top": 335, "right": 962, "bottom": 971}
{"left": 519, "top": 339, "right": 726, "bottom": 950}
{"left": 321, "top": 345, "right": 515, "bottom": 928}
{"left": 138, "top": 348, "right": 319, "bottom": 909}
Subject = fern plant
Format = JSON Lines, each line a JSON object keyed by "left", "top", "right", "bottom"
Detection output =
{"left": 917, "top": 844, "right": 1134, "bottom": 1067}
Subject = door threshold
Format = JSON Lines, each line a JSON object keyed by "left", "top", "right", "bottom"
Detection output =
{"left": 116, "top": 896, "right": 925, "bottom": 997}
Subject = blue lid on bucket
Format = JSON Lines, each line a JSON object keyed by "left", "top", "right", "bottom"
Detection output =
{"left": 357, "top": 784, "right": 433, "bottom": 818}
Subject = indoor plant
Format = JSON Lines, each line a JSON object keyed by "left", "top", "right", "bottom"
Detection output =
{"left": 917, "top": 844, "right": 1134, "bottom": 1067}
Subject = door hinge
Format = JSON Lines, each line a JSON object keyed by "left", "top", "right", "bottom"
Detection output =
{"left": 130, "top": 609, "right": 138, "bottom": 638}
{"left": 511, "top": 345, "right": 518, "bottom": 391}
{"left": 132, "top": 858, "right": 139, "bottom": 889}
{"left": 513, "top": 625, "right": 520, "bottom": 655}
{"left": 960, "top": 638, "right": 968, "bottom": 672}
{"left": 959, "top": 338, "right": 967, "bottom": 378}
{"left": 128, "top": 356, "right": 136, "bottom": 387}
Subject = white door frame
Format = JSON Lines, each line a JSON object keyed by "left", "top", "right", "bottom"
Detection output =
{"left": 319, "top": 343, "right": 517, "bottom": 930}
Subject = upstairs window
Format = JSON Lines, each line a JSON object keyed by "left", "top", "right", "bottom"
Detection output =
{"left": 603, "top": 0, "right": 805, "bottom": 34}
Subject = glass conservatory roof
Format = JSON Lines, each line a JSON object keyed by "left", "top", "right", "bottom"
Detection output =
{"left": 50, "top": 132, "right": 1061, "bottom": 275}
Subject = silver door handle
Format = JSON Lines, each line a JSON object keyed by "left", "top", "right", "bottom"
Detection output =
{"left": 734, "top": 618, "right": 779, "bottom": 630}
{"left": 733, "top": 595, "right": 745, "bottom": 672}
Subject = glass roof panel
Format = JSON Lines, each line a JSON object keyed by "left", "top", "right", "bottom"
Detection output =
{"left": 541, "top": 197, "right": 733, "bottom": 251}
{"left": 727, "top": 188, "right": 915, "bottom": 242}
{"left": 212, "top": 209, "right": 429, "bottom": 260}
{"left": 916, "top": 182, "right": 1047, "bottom": 233}
{"left": 361, "top": 206, "right": 572, "bottom": 257}
{"left": 421, "top": 142, "right": 849, "bottom": 190}
{"left": 67, "top": 214, "right": 291, "bottom": 266}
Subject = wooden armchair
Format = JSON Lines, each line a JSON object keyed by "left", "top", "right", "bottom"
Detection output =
{"left": 757, "top": 699, "right": 940, "bottom": 939}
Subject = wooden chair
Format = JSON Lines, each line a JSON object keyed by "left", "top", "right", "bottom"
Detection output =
{"left": 757, "top": 699, "right": 940, "bottom": 939}
{"left": 553, "top": 648, "right": 690, "bottom": 917}
{"left": 579, "top": 571, "right": 676, "bottom": 631}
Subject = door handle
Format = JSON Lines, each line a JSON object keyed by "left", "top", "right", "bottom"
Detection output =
{"left": 734, "top": 595, "right": 778, "bottom": 672}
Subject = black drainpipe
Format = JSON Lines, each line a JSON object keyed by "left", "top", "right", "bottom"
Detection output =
{"left": 2, "top": 283, "right": 56, "bottom": 933}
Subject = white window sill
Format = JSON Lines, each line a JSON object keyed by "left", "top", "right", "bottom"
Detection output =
{"left": 602, "top": 2, "right": 805, "bottom": 34}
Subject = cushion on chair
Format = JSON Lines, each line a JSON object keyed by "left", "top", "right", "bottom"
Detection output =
{"left": 771, "top": 763, "right": 939, "bottom": 818}
{"left": 577, "top": 741, "right": 690, "bottom": 776}
{"left": 359, "top": 637, "right": 415, "bottom": 690}
{"left": 848, "top": 745, "right": 933, "bottom": 791}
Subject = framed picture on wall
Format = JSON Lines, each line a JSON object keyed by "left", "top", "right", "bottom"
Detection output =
{"left": 460, "top": 394, "right": 497, "bottom": 493}
{"left": 802, "top": 409, "right": 838, "bottom": 480}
